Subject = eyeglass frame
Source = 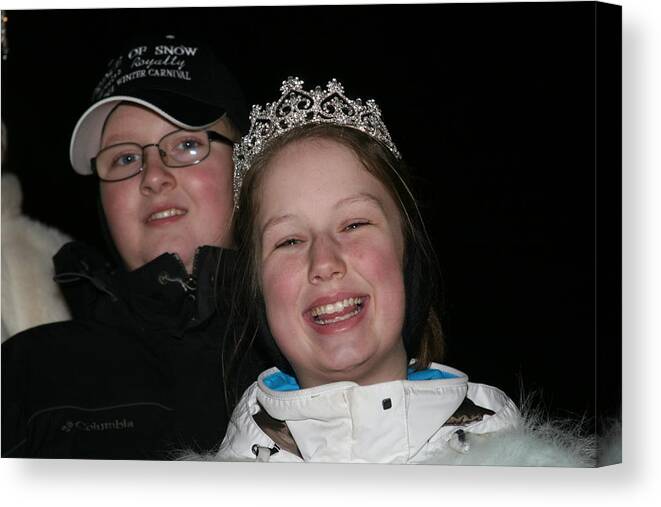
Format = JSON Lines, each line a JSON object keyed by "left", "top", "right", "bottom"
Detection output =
{"left": 90, "top": 129, "right": 234, "bottom": 183}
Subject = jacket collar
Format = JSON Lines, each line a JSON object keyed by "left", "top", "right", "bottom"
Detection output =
{"left": 255, "top": 363, "right": 470, "bottom": 463}
{"left": 54, "top": 241, "right": 232, "bottom": 336}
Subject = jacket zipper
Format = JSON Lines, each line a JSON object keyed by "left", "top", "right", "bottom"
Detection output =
{"left": 161, "top": 249, "right": 204, "bottom": 325}
{"left": 161, "top": 250, "right": 201, "bottom": 297}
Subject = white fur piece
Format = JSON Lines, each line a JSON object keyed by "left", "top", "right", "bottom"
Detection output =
{"left": 2, "top": 173, "right": 72, "bottom": 341}
{"left": 427, "top": 413, "right": 597, "bottom": 467}
{"left": 598, "top": 418, "right": 622, "bottom": 466}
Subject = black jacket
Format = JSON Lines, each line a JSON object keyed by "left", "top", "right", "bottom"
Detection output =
{"left": 2, "top": 241, "right": 260, "bottom": 460}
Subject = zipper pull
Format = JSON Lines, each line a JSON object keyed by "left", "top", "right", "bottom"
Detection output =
{"left": 449, "top": 429, "right": 471, "bottom": 454}
{"left": 166, "top": 252, "right": 199, "bottom": 297}
{"left": 158, "top": 271, "right": 197, "bottom": 294}
{"left": 251, "top": 443, "right": 280, "bottom": 462}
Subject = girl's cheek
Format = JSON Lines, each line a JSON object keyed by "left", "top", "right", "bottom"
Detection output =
{"left": 350, "top": 237, "right": 402, "bottom": 277}
{"left": 262, "top": 256, "right": 304, "bottom": 299}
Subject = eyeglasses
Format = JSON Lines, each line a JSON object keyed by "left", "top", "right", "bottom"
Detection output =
{"left": 91, "top": 129, "right": 234, "bottom": 182}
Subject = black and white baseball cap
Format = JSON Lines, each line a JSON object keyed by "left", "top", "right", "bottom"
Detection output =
{"left": 70, "top": 34, "right": 248, "bottom": 175}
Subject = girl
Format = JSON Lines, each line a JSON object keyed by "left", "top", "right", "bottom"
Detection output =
{"left": 212, "top": 77, "right": 595, "bottom": 465}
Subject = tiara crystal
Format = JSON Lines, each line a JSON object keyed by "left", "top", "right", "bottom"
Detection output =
{"left": 233, "top": 76, "right": 401, "bottom": 203}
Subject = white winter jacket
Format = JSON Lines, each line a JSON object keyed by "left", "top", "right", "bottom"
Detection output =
{"left": 213, "top": 363, "right": 595, "bottom": 466}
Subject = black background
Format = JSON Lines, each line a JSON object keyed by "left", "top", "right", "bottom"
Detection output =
{"left": 1, "top": 3, "right": 621, "bottom": 427}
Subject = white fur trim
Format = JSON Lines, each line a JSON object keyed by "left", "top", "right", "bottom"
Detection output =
{"left": 2, "top": 174, "right": 72, "bottom": 340}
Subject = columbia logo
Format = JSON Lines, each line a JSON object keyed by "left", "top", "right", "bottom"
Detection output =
{"left": 60, "top": 419, "right": 135, "bottom": 432}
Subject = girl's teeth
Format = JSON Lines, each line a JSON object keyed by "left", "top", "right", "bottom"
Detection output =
{"left": 311, "top": 297, "right": 363, "bottom": 317}
{"left": 315, "top": 308, "right": 361, "bottom": 325}
{"left": 325, "top": 302, "right": 343, "bottom": 313}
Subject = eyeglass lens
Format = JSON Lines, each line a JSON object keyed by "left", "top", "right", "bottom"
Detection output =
{"left": 95, "top": 130, "right": 212, "bottom": 181}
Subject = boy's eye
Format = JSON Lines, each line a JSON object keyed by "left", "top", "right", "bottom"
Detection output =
{"left": 112, "top": 152, "right": 140, "bottom": 168}
{"left": 176, "top": 138, "right": 202, "bottom": 151}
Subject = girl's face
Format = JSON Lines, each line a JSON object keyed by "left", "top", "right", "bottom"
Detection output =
{"left": 257, "top": 137, "right": 408, "bottom": 388}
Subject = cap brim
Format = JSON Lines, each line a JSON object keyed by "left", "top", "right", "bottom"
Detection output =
{"left": 70, "top": 93, "right": 226, "bottom": 175}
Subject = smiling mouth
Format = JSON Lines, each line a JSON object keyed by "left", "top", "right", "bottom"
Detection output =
{"left": 147, "top": 208, "right": 187, "bottom": 223}
{"left": 309, "top": 297, "right": 365, "bottom": 326}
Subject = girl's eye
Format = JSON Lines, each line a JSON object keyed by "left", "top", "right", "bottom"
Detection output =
{"left": 344, "top": 221, "right": 370, "bottom": 231}
{"left": 275, "top": 238, "right": 302, "bottom": 249}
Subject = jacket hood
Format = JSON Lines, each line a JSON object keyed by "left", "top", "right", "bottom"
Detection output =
{"left": 217, "top": 363, "right": 520, "bottom": 463}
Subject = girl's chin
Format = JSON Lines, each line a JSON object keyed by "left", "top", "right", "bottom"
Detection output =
{"left": 296, "top": 340, "right": 408, "bottom": 388}
{"left": 297, "top": 353, "right": 388, "bottom": 387}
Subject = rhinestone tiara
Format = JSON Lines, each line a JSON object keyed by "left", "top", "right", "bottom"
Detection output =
{"left": 233, "top": 76, "right": 401, "bottom": 204}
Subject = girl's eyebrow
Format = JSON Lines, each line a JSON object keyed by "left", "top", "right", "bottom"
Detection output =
{"left": 261, "top": 213, "right": 295, "bottom": 237}
{"left": 261, "top": 193, "right": 386, "bottom": 236}
{"left": 335, "top": 192, "right": 386, "bottom": 213}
